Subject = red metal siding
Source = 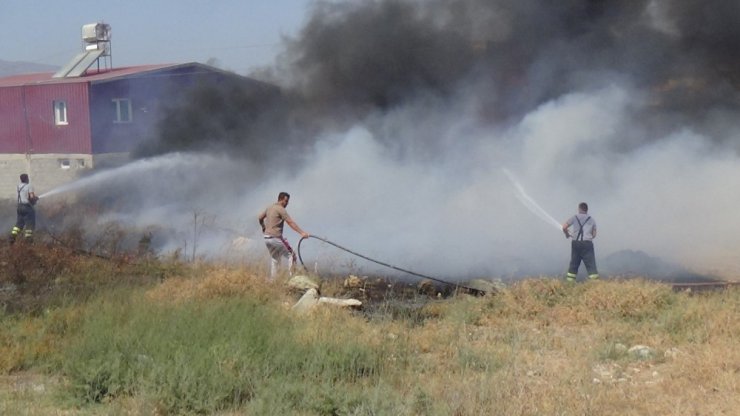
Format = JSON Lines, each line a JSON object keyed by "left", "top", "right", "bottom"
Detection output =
{"left": 23, "top": 83, "right": 92, "bottom": 154}
{"left": 0, "top": 86, "right": 28, "bottom": 152}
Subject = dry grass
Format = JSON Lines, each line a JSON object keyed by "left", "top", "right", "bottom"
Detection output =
{"left": 251, "top": 276, "right": 740, "bottom": 415}
{"left": 1, "top": 254, "right": 739, "bottom": 414}
{"left": 145, "top": 264, "right": 285, "bottom": 304}
{"left": 399, "top": 278, "right": 740, "bottom": 415}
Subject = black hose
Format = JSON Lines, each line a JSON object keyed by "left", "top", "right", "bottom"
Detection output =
{"left": 297, "top": 235, "right": 487, "bottom": 296}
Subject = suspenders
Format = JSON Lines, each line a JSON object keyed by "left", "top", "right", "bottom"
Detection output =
{"left": 17, "top": 184, "right": 26, "bottom": 205}
{"left": 574, "top": 216, "right": 591, "bottom": 241}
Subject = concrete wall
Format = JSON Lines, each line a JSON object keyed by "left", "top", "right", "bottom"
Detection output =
{"left": 0, "top": 152, "right": 131, "bottom": 200}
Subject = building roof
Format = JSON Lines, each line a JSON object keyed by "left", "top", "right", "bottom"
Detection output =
{"left": 0, "top": 63, "right": 223, "bottom": 88}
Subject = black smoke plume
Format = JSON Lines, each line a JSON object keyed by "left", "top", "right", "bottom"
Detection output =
{"left": 139, "top": 0, "right": 740, "bottom": 161}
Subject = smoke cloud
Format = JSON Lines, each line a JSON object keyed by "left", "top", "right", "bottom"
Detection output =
{"left": 42, "top": 0, "right": 740, "bottom": 280}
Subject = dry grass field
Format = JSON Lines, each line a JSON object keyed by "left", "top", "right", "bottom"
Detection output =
{"left": 0, "top": 242, "right": 738, "bottom": 415}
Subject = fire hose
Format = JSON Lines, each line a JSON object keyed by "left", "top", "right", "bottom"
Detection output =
{"left": 296, "top": 235, "right": 487, "bottom": 296}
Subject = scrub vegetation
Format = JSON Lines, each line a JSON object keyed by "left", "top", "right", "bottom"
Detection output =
{"left": 1, "top": 241, "right": 738, "bottom": 415}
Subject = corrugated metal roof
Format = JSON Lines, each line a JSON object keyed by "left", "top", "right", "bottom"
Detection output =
{"left": 0, "top": 62, "right": 277, "bottom": 91}
{"left": 0, "top": 64, "right": 179, "bottom": 87}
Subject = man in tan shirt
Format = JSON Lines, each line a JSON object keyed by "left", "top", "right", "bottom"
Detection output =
{"left": 258, "top": 192, "right": 310, "bottom": 279}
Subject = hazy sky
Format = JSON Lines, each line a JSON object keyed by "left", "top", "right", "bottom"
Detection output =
{"left": 1, "top": 0, "right": 312, "bottom": 74}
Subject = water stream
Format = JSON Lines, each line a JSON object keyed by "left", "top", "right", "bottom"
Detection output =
{"left": 38, "top": 153, "right": 197, "bottom": 199}
{"left": 502, "top": 168, "right": 562, "bottom": 230}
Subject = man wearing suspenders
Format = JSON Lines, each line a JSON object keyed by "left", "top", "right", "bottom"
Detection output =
{"left": 562, "top": 202, "right": 599, "bottom": 282}
{"left": 9, "top": 173, "right": 38, "bottom": 244}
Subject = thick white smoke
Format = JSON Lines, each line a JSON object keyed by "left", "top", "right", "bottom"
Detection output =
{"left": 38, "top": 0, "right": 740, "bottom": 281}
{"left": 39, "top": 78, "right": 739, "bottom": 281}
{"left": 263, "top": 81, "right": 739, "bottom": 280}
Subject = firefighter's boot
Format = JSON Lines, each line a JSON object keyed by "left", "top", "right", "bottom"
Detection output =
{"left": 9, "top": 226, "right": 20, "bottom": 245}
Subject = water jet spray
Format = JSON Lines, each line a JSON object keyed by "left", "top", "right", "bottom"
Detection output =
{"left": 502, "top": 168, "right": 562, "bottom": 231}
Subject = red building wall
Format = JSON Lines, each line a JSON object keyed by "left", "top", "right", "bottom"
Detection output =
{"left": 23, "top": 83, "right": 92, "bottom": 154}
{"left": 0, "top": 86, "right": 28, "bottom": 152}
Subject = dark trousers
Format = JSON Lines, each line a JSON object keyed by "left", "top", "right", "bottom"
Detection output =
{"left": 568, "top": 240, "right": 598, "bottom": 276}
{"left": 10, "top": 204, "right": 35, "bottom": 242}
{"left": 15, "top": 204, "right": 35, "bottom": 230}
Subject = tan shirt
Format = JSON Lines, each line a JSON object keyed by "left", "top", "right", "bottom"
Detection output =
{"left": 261, "top": 203, "right": 291, "bottom": 237}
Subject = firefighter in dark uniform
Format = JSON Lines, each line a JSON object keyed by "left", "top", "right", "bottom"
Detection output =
{"left": 9, "top": 173, "right": 38, "bottom": 243}
{"left": 562, "top": 202, "right": 598, "bottom": 281}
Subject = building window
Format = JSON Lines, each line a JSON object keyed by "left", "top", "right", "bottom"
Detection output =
{"left": 112, "top": 98, "right": 132, "bottom": 123}
{"left": 60, "top": 159, "right": 71, "bottom": 169}
{"left": 53, "top": 101, "right": 68, "bottom": 125}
